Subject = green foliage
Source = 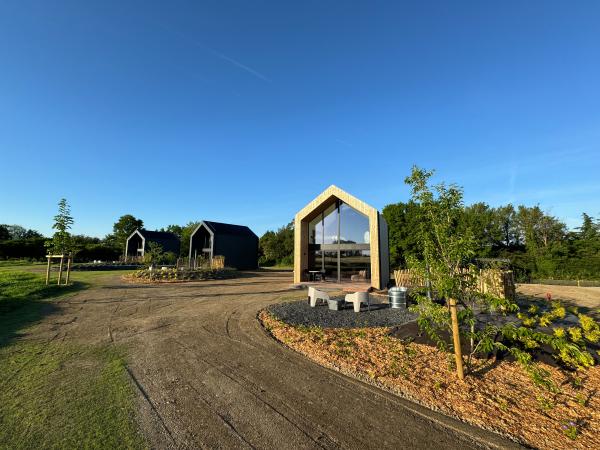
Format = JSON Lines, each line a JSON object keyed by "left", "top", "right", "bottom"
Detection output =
{"left": 0, "top": 237, "right": 47, "bottom": 260}
{"left": 128, "top": 266, "right": 236, "bottom": 281}
{"left": 143, "top": 242, "right": 164, "bottom": 265}
{"left": 382, "top": 201, "right": 422, "bottom": 268}
{"left": 259, "top": 222, "right": 294, "bottom": 266}
{"left": 403, "top": 166, "right": 600, "bottom": 388}
{"left": 45, "top": 198, "right": 74, "bottom": 255}
{"left": 561, "top": 421, "right": 579, "bottom": 440}
{"left": 0, "top": 224, "right": 43, "bottom": 241}
{"left": 105, "top": 214, "right": 143, "bottom": 252}
{"left": 180, "top": 221, "right": 200, "bottom": 257}
{"left": 384, "top": 192, "right": 600, "bottom": 281}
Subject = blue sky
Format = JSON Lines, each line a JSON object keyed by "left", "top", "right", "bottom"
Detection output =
{"left": 1, "top": 1, "right": 599, "bottom": 237}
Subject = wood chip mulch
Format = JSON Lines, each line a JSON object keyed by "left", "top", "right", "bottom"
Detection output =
{"left": 259, "top": 311, "right": 600, "bottom": 450}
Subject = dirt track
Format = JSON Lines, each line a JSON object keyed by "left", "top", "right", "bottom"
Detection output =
{"left": 33, "top": 271, "right": 518, "bottom": 449}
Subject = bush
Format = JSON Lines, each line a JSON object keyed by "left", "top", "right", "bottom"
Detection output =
{"left": 125, "top": 267, "right": 236, "bottom": 282}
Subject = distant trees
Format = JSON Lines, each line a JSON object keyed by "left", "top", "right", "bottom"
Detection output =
{"left": 383, "top": 196, "right": 600, "bottom": 281}
{"left": 259, "top": 222, "right": 294, "bottom": 266}
{"left": 105, "top": 215, "right": 144, "bottom": 253}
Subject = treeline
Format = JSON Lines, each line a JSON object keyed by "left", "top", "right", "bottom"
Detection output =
{"left": 0, "top": 214, "right": 204, "bottom": 262}
{"left": 383, "top": 202, "right": 600, "bottom": 281}
{"left": 258, "top": 223, "right": 294, "bottom": 266}
{"left": 256, "top": 205, "right": 600, "bottom": 281}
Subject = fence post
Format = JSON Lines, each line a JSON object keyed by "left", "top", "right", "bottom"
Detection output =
{"left": 45, "top": 256, "right": 51, "bottom": 285}
{"left": 65, "top": 255, "right": 72, "bottom": 285}
{"left": 449, "top": 298, "right": 464, "bottom": 380}
{"left": 57, "top": 256, "right": 64, "bottom": 286}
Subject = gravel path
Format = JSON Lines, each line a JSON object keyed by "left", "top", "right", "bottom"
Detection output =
{"left": 268, "top": 299, "right": 417, "bottom": 328}
{"left": 26, "top": 271, "right": 517, "bottom": 449}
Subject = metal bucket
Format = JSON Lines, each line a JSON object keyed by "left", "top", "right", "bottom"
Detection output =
{"left": 388, "top": 286, "right": 408, "bottom": 309}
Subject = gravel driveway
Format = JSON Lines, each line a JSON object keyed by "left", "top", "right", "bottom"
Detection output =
{"left": 30, "top": 271, "right": 518, "bottom": 449}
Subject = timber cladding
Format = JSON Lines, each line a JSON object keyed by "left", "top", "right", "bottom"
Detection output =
{"left": 293, "top": 185, "right": 385, "bottom": 289}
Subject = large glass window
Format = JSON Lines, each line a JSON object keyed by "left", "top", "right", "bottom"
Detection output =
{"left": 340, "top": 202, "right": 370, "bottom": 244}
{"left": 308, "top": 214, "right": 323, "bottom": 245}
{"left": 322, "top": 203, "right": 338, "bottom": 244}
{"left": 307, "top": 200, "right": 371, "bottom": 282}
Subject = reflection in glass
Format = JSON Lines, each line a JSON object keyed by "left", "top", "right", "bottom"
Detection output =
{"left": 322, "top": 203, "right": 338, "bottom": 244}
{"left": 339, "top": 250, "right": 370, "bottom": 280}
{"left": 305, "top": 200, "right": 371, "bottom": 282}
{"left": 323, "top": 250, "right": 338, "bottom": 280}
{"left": 309, "top": 214, "right": 323, "bottom": 245}
{"left": 340, "top": 202, "right": 370, "bottom": 244}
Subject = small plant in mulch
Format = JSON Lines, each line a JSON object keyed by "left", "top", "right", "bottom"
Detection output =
{"left": 561, "top": 420, "right": 579, "bottom": 440}
{"left": 259, "top": 309, "right": 600, "bottom": 449}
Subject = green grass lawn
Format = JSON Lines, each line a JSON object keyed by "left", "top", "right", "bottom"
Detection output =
{"left": 0, "top": 270, "right": 146, "bottom": 449}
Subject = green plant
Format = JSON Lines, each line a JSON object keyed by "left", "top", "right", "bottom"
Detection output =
{"left": 536, "top": 394, "right": 555, "bottom": 411}
{"left": 45, "top": 198, "right": 74, "bottom": 255}
{"left": 561, "top": 421, "right": 578, "bottom": 440}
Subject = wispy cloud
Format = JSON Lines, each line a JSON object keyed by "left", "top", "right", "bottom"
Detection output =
{"left": 156, "top": 23, "right": 271, "bottom": 82}
{"left": 204, "top": 47, "right": 271, "bottom": 82}
{"left": 334, "top": 138, "right": 353, "bottom": 147}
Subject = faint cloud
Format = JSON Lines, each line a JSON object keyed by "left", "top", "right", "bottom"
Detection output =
{"left": 334, "top": 138, "right": 352, "bottom": 147}
{"left": 156, "top": 23, "right": 271, "bottom": 82}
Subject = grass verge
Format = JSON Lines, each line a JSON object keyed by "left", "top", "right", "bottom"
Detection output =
{"left": 0, "top": 342, "right": 145, "bottom": 449}
{"left": 0, "top": 270, "right": 146, "bottom": 449}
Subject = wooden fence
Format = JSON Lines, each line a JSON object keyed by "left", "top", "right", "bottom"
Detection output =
{"left": 393, "top": 268, "right": 515, "bottom": 300}
{"left": 177, "top": 255, "right": 226, "bottom": 270}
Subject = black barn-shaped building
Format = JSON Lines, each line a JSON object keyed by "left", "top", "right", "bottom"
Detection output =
{"left": 125, "top": 229, "right": 181, "bottom": 259}
{"left": 189, "top": 221, "right": 258, "bottom": 270}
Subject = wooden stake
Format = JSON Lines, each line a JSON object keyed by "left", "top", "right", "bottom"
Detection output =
{"left": 57, "top": 256, "right": 64, "bottom": 286}
{"left": 65, "top": 255, "right": 72, "bottom": 285}
{"left": 45, "top": 256, "right": 51, "bottom": 285}
{"left": 449, "top": 298, "right": 465, "bottom": 380}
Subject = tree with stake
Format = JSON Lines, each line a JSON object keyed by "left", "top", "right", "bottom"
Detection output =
{"left": 45, "top": 198, "right": 74, "bottom": 285}
{"left": 46, "top": 198, "right": 74, "bottom": 255}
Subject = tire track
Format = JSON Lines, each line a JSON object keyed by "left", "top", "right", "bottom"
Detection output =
{"left": 173, "top": 338, "right": 341, "bottom": 449}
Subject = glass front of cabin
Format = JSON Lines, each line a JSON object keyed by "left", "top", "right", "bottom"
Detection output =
{"left": 307, "top": 199, "right": 370, "bottom": 282}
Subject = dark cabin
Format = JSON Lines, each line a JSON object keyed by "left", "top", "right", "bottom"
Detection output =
{"left": 188, "top": 221, "right": 258, "bottom": 270}
{"left": 125, "top": 229, "right": 181, "bottom": 259}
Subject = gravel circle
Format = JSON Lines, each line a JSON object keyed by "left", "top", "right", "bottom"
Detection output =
{"left": 267, "top": 299, "right": 417, "bottom": 328}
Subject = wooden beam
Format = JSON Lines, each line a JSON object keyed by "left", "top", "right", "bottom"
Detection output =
{"left": 45, "top": 257, "right": 51, "bottom": 285}
{"left": 57, "top": 256, "right": 64, "bottom": 286}
{"left": 65, "top": 255, "right": 72, "bottom": 285}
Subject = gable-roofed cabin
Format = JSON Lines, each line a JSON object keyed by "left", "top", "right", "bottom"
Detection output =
{"left": 188, "top": 221, "right": 258, "bottom": 270}
{"left": 125, "top": 229, "right": 181, "bottom": 260}
{"left": 294, "top": 185, "right": 390, "bottom": 290}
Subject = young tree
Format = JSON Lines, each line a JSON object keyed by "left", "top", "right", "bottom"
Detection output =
{"left": 46, "top": 198, "right": 74, "bottom": 255}
{"left": 404, "top": 167, "right": 523, "bottom": 379}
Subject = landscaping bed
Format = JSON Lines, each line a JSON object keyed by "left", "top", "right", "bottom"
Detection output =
{"left": 266, "top": 300, "right": 416, "bottom": 328}
{"left": 123, "top": 267, "right": 237, "bottom": 283}
{"left": 260, "top": 310, "right": 600, "bottom": 449}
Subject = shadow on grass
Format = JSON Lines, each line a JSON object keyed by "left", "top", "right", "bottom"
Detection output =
{"left": 0, "top": 272, "right": 89, "bottom": 349}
